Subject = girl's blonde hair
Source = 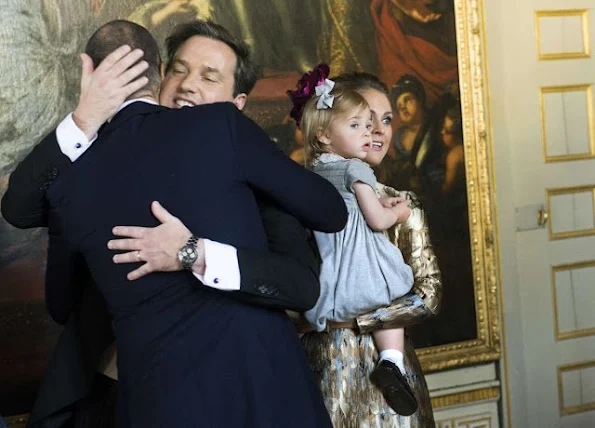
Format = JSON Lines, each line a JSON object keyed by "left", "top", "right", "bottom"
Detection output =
{"left": 300, "top": 84, "right": 369, "bottom": 166}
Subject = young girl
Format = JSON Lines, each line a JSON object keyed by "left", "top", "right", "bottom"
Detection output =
{"left": 288, "top": 67, "right": 418, "bottom": 416}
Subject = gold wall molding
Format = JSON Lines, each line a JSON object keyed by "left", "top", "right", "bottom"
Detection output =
{"left": 551, "top": 260, "right": 595, "bottom": 341}
{"left": 535, "top": 9, "right": 591, "bottom": 60}
{"left": 546, "top": 185, "right": 595, "bottom": 241}
{"left": 432, "top": 386, "right": 501, "bottom": 409}
{"left": 417, "top": 0, "right": 501, "bottom": 372}
{"left": 539, "top": 84, "right": 595, "bottom": 163}
{"left": 557, "top": 360, "right": 595, "bottom": 416}
{"left": 436, "top": 413, "right": 493, "bottom": 428}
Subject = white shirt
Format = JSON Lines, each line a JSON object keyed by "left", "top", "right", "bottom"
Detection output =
{"left": 56, "top": 99, "right": 241, "bottom": 291}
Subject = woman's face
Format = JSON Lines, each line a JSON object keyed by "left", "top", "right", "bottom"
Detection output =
{"left": 360, "top": 89, "right": 393, "bottom": 167}
{"left": 396, "top": 92, "right": 423, "bottom": 125}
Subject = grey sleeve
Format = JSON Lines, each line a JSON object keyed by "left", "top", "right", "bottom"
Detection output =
{"left": 344, "top": 159, "right": 377, "bottom": 193}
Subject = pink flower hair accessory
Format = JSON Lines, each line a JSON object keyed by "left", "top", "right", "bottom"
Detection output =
{"left": 287, "top": 63, "right": 331, "bottom": 127}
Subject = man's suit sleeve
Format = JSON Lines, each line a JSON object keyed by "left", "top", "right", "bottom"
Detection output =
{"left": 1, "top": 129, "right": 70, "bottom": 228}
{"left": 232, "top": 196, "right": 321, "bottom": 311}
{"left": 229, "top": 108, "right": 347, "bottom": 233}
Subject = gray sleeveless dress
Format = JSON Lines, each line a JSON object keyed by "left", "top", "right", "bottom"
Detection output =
{"left": 305, "top": 153, "right": 414, "bottom": 331}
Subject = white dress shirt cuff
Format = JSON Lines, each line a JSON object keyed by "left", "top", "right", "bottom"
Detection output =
{"left": 56, "top": 113, "right": 98, "bottom": 162}
{"left": 192, "top": 239, "right": 241, "bottom": 291}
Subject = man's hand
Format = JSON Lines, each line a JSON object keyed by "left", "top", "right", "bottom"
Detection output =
{"left": 107, "top": 201, "right": 201, "bottom": 280}
{"left": 73, "top": 45, "right": 149, "bottom": 139}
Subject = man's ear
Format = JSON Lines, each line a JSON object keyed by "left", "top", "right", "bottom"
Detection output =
{"left": 316, "top": 127, "right": 331, "bottom": 146}
{"left": 232, "top": 93, "right": 248, "bottom": 111}
{"left": 160, "top": 63, "right": 166, "bottom": 80}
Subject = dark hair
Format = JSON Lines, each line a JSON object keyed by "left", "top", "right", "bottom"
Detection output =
{"left": 165, "top": 20, "right": 261, "bottom": 96}
{"left": 332, "top": 72, "right": 389, "bottom": 96}
{"left": 391, "top": 74, "right": 426, "bottom": 110}
{"left": 444, "top": 104, "right": 463, "bottom": 140}
{"left": 85, "top": 20, "right": 161, "bottom": 96}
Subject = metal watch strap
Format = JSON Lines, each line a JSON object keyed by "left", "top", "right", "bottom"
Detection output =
{"left": 178, "top": 235, "right": 199, "bottom": 270}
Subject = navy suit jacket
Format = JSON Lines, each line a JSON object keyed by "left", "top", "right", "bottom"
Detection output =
{"left": 42, "top": 101, "right": 342, "bottom": 426}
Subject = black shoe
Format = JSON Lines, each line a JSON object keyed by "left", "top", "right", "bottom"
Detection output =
{"left": 370, "top": 359, "right": 418, "bottom": 416}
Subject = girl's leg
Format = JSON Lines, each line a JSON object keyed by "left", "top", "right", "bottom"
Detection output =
{"left": 370, "top": 328, "right": 418, "bottom": 415}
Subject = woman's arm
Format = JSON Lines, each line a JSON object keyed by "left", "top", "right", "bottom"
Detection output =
{"left": 355, "top": 186, "right": 442, "bottom": 333}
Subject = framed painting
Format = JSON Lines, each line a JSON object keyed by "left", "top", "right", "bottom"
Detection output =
{"left": 0, "top": 0, "right": 499, "bottom": 419}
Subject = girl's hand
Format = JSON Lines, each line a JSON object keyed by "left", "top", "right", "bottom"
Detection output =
{"left": 379, "top": 196, "right": 406, "bottom": 208}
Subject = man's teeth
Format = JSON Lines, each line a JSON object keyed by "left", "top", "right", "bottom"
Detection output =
{"left": 175, "top": 100, "right": 194, "bottom": 107}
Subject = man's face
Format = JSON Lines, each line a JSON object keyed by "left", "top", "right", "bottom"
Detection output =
{"left": 159, "top": 36, "right": 247, "bottom": 110}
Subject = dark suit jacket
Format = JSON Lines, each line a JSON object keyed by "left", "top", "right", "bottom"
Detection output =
{"left": 1, "top": 102, "right": 345, "bottom": 427}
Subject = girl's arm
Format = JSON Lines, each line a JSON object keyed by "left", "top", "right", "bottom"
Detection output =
{"left": 354, "top": 182, "right": 410, "bottom": 231}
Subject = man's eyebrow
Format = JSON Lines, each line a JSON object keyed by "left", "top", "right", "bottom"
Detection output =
{"left": 171, "top": 58, "right": 188, "bottom": 67}
{"left": 202, "top": 66, "right": 223, "bottom": 76}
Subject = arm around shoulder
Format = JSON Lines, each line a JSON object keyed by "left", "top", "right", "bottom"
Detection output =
{"left": 230, "top": 109, "right": 347, "bottom": 233}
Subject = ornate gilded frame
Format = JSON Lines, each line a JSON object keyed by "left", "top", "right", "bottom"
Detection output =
{"left": 416, "top": 0, "right": 500, "bottom": 372}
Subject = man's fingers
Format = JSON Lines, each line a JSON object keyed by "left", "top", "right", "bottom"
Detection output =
{"left": 106, "top": 48, "right": 145, "bottom": 77}
{"left": 116, "top": 60, "right": 149, "bottom": 87}
{"left": 127, "top": 264, "right": 153, "bottom": 281}
{"left": 151, "top": 201, "right": 176, "bottom": 224}
{"left": 80, "top": 53, "right": 95, "bottom": 80}
{"left": 97, "top": 45, "right": 133, "bottom": 71}
{"left": 108, "top": 238, "right": 142, "bottom": 251}
{"left": 112, "top": 250, "right": 141, "bottom": 263}
{"left": 123, "top": 77, "right": 149, "bottom": 98}
{"left": 112, "top": 226, "right": 147, "bottom": 238}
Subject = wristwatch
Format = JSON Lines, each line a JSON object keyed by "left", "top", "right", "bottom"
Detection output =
{"left": 178, "top": 235, "right": 199, "bottom": 270}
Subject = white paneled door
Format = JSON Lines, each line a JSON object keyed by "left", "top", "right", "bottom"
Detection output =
{"left": 497, "top": 2, "right": 595, "bottom": 427}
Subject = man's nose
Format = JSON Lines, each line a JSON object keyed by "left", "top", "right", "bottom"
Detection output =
{"left": 179, "top": 75, "right": 198, "bottom": 93}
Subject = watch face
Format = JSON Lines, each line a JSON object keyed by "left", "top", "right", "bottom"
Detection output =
{"left": 182, "top": 246, "right": 197, "bottom": 258}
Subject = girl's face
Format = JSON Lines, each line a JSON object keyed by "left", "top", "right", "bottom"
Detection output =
{"left": 360, "top": 89, "right": 393, "bottom": 167}
{"left": 396, "top": 92, "right": 423, "bottom": 125}
{"left": 319, "top": 106, "right": 372, "bottom": 160}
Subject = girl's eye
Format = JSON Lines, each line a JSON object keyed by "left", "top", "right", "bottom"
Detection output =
{"left": 350, "top": 123, "right": 359, "bottom": 129}
{"left": 382, "top": 117, "right": 392, "bottom": 126}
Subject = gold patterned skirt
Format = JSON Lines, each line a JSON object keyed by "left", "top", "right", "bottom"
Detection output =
{"left": 302, "top": 330, "right": 435, "bottom": 428}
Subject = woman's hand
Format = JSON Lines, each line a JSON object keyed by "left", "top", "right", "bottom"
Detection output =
{"left": 107, "top": 201, "right": 194, "bottom": 280}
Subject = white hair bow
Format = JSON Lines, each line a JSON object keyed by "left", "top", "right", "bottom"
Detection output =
{"left": 315, "top": 78, "right": 335, "bottom": 110}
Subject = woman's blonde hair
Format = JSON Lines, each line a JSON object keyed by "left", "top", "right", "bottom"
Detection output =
{"left": 300, "top": 84, "right": 369, "bottom": 165}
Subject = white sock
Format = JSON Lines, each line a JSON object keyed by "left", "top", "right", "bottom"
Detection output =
{"left": 379, "top": 349, "right": 405, "bottom": 373}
